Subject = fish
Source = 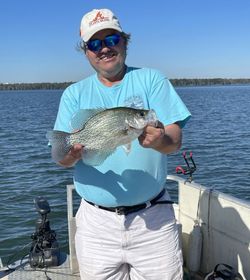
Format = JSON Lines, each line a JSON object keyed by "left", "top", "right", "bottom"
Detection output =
{"left": 46, "top": 107, "right": 158, "bottom": 166}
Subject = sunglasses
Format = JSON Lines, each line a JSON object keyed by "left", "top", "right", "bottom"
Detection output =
{"left": 86, "top": 34, "right": 121, "bottom": 52}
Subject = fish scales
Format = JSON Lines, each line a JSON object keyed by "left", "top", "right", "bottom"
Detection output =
{"left": 72, "top": 108, "right": 140, "bottom": 150}
{"left": 47, "top": 107, "right": 157, "bottom": 166}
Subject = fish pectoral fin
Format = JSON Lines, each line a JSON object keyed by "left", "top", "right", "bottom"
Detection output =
{"left": 122, "top": 143, "right": 132, "bottom": 155}
{"left": 82, "top": 149, "right": 115, "bottom": 166}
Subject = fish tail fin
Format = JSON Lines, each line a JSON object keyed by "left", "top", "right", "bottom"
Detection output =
{"left": 46, "top": 130, "right": 72, "bottom": 162}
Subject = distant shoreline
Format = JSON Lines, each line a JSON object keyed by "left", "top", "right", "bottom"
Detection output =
{"left": 1, "top": 78, "right": 250, "bottom": 90}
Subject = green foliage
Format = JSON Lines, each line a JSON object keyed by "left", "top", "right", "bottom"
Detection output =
{"left": 0, "top": 82, "right": 73, "bottom": 91}
{"left": 170, "top": 78, "right": 250, "bottom": 87}
{"left": 0, "top": 79, "right": 250, "bottom": 91}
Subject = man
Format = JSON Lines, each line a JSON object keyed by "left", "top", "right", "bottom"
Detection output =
{"left": 52, "top": 8, "right": 191, "bottom": 280}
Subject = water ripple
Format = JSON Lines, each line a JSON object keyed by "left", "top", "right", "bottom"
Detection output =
{"left": 0, "top": 87, "right": 250, "bottom": 264}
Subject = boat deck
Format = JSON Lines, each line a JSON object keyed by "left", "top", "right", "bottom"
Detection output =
{"left": 0, "top": 259, "right": 203, "bottom": 280}
{"left": 0, "top": 253, "right": 80, "bottom": 280}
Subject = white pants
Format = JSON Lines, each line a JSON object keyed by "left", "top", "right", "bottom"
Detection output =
{"left": 75, "top": 194, "right": 183, "bottom": 280}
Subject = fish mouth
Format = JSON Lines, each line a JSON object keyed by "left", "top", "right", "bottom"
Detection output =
{"left": 146, "top": 109, "right": 157, "bottom": 126}
{"left": 127, "top": 125, "right": 142, "bottom": 131}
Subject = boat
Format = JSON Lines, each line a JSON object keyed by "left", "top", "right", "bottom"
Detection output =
{"left": 168, "top": 175, "right": 250, "bottom": 279}
{"left": 1, "top": 175, "right": 249, "bottom": 279}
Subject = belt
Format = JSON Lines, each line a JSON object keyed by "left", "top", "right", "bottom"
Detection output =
{"left": 85, "top": 189, "right": 174, "bottom": 215}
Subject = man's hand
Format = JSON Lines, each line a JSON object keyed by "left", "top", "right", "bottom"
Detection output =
{"left": 58, "top": 144, "right": 83, "bottom": 167}
{"left": 138, "top": 122, "right": 182, "bottom": 154}
{"left": 138, "top": 121, "right": 165, "bottom": 149}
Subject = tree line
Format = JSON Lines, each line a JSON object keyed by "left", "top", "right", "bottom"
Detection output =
{"left": 0, "top": 79, "right": 250, "bottom": 91}
{"left": 170, "top": 78, "right": 250, "bottom": 87}
{"left": 0, "top": 82, "right": 73, "bottom": 91}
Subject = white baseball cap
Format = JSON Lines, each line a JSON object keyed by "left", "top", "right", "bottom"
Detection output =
{"left": 80, "top": 9, "right": 123, "bottom": 42}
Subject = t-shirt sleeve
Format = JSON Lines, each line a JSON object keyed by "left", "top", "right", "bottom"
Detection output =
{"left": 148, "top": 70, "right": 191, "bottom": 128}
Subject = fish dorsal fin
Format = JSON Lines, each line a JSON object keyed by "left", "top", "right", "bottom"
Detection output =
{"left": 70, "top": 108, "right": 105, "bottom": 131}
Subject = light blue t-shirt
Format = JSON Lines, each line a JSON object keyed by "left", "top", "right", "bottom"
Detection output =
{"left": 54, "top": 67, "right": 191, "bottom": 206}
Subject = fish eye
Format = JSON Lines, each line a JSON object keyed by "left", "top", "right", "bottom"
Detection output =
{"left": 139, "top": 111, "right": 145, "bottom": 117}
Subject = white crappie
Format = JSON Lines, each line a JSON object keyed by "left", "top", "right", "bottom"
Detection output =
{"left": 46, "top": 107, "right": 157, "bottom": 166}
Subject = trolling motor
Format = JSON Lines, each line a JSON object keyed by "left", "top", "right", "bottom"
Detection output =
{"left": 29, "top": 197, "right": 60, "bottom": 268}
{"left": 176, "top": 151, "right": 196, "bottom": 182}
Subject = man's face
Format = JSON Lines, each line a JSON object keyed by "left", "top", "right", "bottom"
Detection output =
{"left": 85, "top": 29, "right": 127, "bottom": 80}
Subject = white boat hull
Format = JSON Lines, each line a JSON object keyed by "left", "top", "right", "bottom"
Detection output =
{"left": 168, "top": 175, "right": 250, "bottom": 279}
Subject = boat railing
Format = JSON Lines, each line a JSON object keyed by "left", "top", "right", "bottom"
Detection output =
{"left": 67, "top": 184, "right": 79, "bottom": 274}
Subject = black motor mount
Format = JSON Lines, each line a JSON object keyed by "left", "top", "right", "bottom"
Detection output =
{"left": 29, "top": 197, "right": 60, "bottom": 268}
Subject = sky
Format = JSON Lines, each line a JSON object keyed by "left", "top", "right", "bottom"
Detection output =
{"left": 0, "top": 0, "right": 250, "bottom": 83}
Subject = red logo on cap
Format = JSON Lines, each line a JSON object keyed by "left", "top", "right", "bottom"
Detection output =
{"left": 89, "top": 11, "right": 109, "bottom": 26}
{"left": 93, "top": 11, "right": 105, "bottom": 21}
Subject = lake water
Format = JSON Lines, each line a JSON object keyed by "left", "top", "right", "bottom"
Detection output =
{"left": 0, "top": 85, "right": 249, "bottom": 264}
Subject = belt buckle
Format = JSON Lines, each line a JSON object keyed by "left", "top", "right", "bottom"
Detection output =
{"left": 115, "top": 206, "right": 126, "bottom": 215}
